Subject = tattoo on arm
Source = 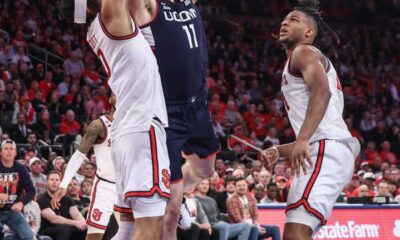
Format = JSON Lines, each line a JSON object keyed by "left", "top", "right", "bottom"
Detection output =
{"left": 78, "top": 120, "right": 104, "bottom": 154}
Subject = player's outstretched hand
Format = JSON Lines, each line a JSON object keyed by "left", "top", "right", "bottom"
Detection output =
{"left": 291, "top": 139, "right": 313, "bottom": 177}
{"left": 51, "top": 188, "right": 66, "bottom": 209}
{"left": 262, "top": 146, "right": 279, "bottom": 167}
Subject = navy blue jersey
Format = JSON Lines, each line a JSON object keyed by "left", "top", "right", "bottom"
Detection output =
{"left": 141, "top": 0, "right": 208, "bottom": 104}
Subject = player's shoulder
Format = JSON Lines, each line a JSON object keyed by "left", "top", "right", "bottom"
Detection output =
{"left": 292, "top": 44, "right": 322, "bottom": 59}
{"left": 291, "top": 44, "right": 324, "bottom": 69}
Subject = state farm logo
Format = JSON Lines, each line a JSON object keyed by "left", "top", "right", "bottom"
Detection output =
{"left": 316, "top": 221, "right": 380, "bottom": 239}
{"left": 394, "top": 220, "right": 400, "bottom": 238}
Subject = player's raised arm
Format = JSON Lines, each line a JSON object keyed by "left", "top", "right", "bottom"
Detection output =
{"left": 51, "top": 120, "right": 104, "bottom": 209}
{"left": 290, "top": 45, "right": 331, "bottom": 176}
{"left": 101, "top": 0, "right": 134, "bottom": 37}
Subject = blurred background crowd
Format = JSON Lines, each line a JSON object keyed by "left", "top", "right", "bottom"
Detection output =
{"left": 0, "top": 0, "right": 399, "bottom": 239}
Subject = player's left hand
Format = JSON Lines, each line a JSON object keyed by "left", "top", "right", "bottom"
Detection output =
{"left": 11, "top": 202, "right": 24, "bottom": 212}
{"left": 291, "top": 139, "right": 313, "bottom": 177}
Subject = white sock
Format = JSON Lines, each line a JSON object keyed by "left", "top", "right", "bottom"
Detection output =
{"left": 111, "top": 221, "right": 135, "bottom": 240}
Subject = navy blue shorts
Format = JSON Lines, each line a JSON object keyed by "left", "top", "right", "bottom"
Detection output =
{"left": 166, "top": 91, "right": 221, "bottom": 182}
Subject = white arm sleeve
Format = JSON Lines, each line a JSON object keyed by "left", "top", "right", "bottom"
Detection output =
{"left": 60, "top": 150, "right": 86, "bottom": 189}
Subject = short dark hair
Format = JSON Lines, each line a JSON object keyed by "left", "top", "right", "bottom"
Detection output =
{"left": 224, "top": 176, "right": 236, "bottom": 187}
{"left": 267, "top": 183, "right": 277, "bottom": 190}
{"left": 294, "top": 0, "right": 339, "bottom": 55}
{"left": 47, "top": 170, "right": 62, "bottom": 180}
{"left": 234, "top": 177, "right": 246, "bottom": 185}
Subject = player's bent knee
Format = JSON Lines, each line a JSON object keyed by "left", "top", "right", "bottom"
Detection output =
{"left": 192, "top": 165, "right": 215, "bottom": 179}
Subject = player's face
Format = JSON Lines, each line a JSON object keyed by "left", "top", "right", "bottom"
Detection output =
{"left": 279, "top": 10, "right": 314, "bottom": 48}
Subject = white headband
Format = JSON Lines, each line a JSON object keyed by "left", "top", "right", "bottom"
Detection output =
{"left": 74, "top": 0, "right": 87, "bottom": 24}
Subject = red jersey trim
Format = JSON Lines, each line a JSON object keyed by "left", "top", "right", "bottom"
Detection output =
{"left": 125, "top": 185, "right": 170, "bottom": 199}
{"left": 87, "top": 178, "right": 101, "bottom": 225}
{"left": 285, "top": 140, "right": 327, "bottom": 224}
{"left": 113, "top": 205, "right": 133, "bottom": 214}
{"left": 87, "top": 219, "right": 107, "bottom": 230}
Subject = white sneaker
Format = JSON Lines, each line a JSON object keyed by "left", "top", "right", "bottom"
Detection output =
{"left": 177, "top": 202, "right": 192, "bottom": 230}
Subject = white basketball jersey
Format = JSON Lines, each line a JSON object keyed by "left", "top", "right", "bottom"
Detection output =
{"left": 281, "top": 50, "right": 351, "bottom": 143}
{"left": 93, "top": 115, "right": 114, "bottom": 182}
{"left": 87, "top": 15, "right": 168, "bottom": 140}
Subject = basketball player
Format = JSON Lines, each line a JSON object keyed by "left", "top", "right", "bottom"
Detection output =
{"left": 263, "top": 1, "right": 360, "bottom": 239}
{"left": 129, "top": 1, "right": 221, "bottom": 238}
{"left": 59, "top": 0, "right": 170, "bottom": 239}
{"left": 51, "top": 94, "right": 116, "bottom": 240}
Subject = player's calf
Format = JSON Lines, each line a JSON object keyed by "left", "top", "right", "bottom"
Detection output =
{"left": 85, "top": 233, "right": 104, "bottom": 240}
{"left": 283, "top": 223, "right": 313, "bottom": 240}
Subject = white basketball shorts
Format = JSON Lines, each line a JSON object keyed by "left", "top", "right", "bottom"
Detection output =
{"left": 286, "top": 137, "right": 360, "bottom": 233}
{"left": 86, "top": 175, "right": 116, "bottom": 234}
{"left": 111, "top": 118, "right": 171, "bottom": 218}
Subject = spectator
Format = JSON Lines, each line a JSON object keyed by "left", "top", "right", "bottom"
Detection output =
{"left": 31, "top": 90, "right": 47, "bottom": 113}
{"left": 195, "top": 179, "right": 252, "bottom": 240}
{"left": 344, "top": 174, "right": 361, "bottom": 197}
{"left": 59, "top": 110, "right": 80, "bottom": 136}
{"left": 0, "top": 139, "right": 35, "bottom": 240}
{"left": 9, "top": 112, "right": 31, "bottom": 143}
{"left": 63, "top": 51, "right": 84, "bottom": 78}
{"left": 376, "top": 180, "right": 391, "bottom": 199}
{"left": 261, "top": 183, "right": 279, "bottom": 204}
{"left": 37, "top": 170, "right": 87, "bottom": 240}
{"left": 253, "top": 183, "right": 266, "bottom": 203}
{"left": 353, "top": 184, "right": 370, "bottom": 197}
{"left": 29, "top": 157, "right": 47, "bottom": 198}
{"left": 39, "top": 72, "right": 55, "bottom": 100}
{"left": 83, "top": 162, "right": 96, "bottom": 180}
{"left": 66, "top": 178, "right": 89, "bottom": 216}
{"left": 360, "top": 111, "right": 376, "bottom": 132}
{"left": 259, "top": 170, "right": 272, "bottom": 190}
{"left": 224, "top": 100, "right": 241, "bottom": 126}
{"left": 53, "top": 157, "right": 65, "bottom": 172}
{"left": 11, "top": 47, "right": 32, "bottom": 68}
{"left": 80, "top": 178, "right": 93, "bottom": 199}
{"left": 213, "top": 176, "right": 236, "bottom": 214}
{"left": 27, "top": 132, "right": 39, "bottom": 149}
{"left": 380, "top": 141, "right": 398, "bottom": 165}
{"left": 264, "top": 127, "right": 280, "bottom": 146}
{"left": 20, "top": 96, "right": 37, "bottom": 125}
{"left": 31, "top": 109, "right": 54, "bottom": 143}
{"left": 179, "top": 188, "right": 212, "bottom": 240}
{"left": 3, "top": 200, "right": 52, "bottom": 240}
{"left": 84, "top": 90, "right": 104, "bottom": 117}
{"left": 226, "top": 177, "right": 281, "bottom": 240}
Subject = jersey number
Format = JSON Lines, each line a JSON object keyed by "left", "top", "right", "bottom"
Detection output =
{"left": 97, "top": 49, "right": 111, "bottom": 78}
{"left": 182, "top": 24, "right": 198, "bottom": 49}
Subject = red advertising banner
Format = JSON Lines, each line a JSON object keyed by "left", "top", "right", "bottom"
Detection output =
{"left": 258, "top": 205, "right": 400, "bottom": 239}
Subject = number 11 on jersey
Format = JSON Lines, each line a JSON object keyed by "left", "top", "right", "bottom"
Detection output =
{"left": 182, "top": 24, "right": 198, "bottom": 49}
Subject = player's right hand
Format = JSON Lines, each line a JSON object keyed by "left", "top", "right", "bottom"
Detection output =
{"left": 51, "top": 188, "right": 66, "bottom": 209}
{"left": 291, "top": 139, "right": 313, "bottom": 177}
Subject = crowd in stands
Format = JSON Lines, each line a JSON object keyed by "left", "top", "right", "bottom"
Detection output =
{"left": 0, "top": 0, "right": 399, "bottom": 239}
